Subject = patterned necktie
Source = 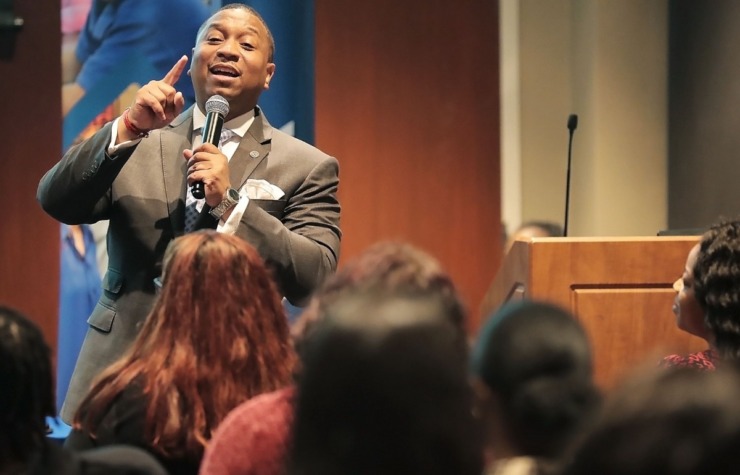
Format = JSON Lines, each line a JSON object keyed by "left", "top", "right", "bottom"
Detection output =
{"left": 183, "top": 128, "right": 234, "bottom": 232}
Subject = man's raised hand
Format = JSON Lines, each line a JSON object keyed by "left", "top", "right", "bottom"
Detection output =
{"left": 123, "top": 55, "right": 189, "bottom": 137}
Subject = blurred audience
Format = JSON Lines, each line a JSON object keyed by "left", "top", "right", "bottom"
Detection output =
{"left": 293, "top": 240, "right": 467, "bottom": 346}
{"left": 65, "top": 231, "right": 296, "bottom": 475}
{"left": 0, "top": 305, "right": 167, "bottom": 474}
{"left": 504, "top": 221, "right": 563, "bottom": 252}
{"left": 286, "top": 289, "right": 482, "bottom": 475}
{"left": 470, "top": 300, "right": 600, "bottom": 475}
{"left": 563, "top": 365, "right": 740, "bottom": 475}
{"left": 200, "top": 241, "right": 467, "bottom": 475}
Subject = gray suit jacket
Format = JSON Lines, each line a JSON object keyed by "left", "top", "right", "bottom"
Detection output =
{"left": 37, "top": 106, "right": 341, "bottom": 421}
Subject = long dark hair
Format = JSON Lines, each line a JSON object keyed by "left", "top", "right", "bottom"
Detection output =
{"left": 75, "top": 231, "right": 296, "bottom": 460}
{"left": 471, "top": 300, "right": 599, "bottom": 458}
{"left": 0, "top": 306, "right": 55, "bottom": 466}
{"left": 288, "top": 290, "right": 482, "bottom": 475}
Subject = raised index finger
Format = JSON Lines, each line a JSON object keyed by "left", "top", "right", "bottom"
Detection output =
{"left": 162, "top": 55, "right": 188, "bottom": 86}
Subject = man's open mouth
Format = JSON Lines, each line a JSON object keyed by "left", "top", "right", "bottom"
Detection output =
{"left": 210, "top": 64, "right": 240, "bottom": 77}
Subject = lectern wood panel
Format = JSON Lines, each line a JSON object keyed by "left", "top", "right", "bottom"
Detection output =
{"left": 574, "top": 287, "right": 702, "bottom": 388}
{"left": 481, "top": 237, "right": 706, "bottom": 388}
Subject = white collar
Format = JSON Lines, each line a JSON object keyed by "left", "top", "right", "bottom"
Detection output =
{"left": 192, "top": 106, "right": 255, "bottom": 139}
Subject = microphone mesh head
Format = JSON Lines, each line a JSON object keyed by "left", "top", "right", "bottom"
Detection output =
{"left": 205, "top": 95, "right": 230, "bottom": 117}
{"left": 567, "top": 114, "right": 579, "bottom": 131}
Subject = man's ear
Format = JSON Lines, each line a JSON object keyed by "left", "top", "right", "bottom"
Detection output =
{"left": 187, "top": 47, "right": 195, "bottom": 76}
{"left": 263, "top": 63, "right": 276, "bottom": 90}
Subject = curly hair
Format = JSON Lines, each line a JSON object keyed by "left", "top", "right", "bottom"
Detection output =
{"left": 693, "top": 219, "right": 740, "bottom": 361}
{"left": 75, "top": 231, "right": 296, "bottom": 461}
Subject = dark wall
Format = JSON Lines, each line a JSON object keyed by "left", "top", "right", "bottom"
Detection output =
{"left": 669, "top": 0, "right": 740, "bottom": 229}
{"left": 0, "top": 1, "right": 61, "bottom": 350}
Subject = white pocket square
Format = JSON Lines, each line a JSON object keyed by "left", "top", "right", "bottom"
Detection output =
{"left": 242, "top": 179, "right": 285, "bottom": 200}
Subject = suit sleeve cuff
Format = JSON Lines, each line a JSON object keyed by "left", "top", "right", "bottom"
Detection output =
{"left": 107, "top": 117, "right": 142, "bottom": 158}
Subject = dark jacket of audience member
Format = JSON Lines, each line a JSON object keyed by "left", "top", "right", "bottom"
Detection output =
{"left": 0, "top": 305, "right": 167, "bottom": 475}
{"left": 286, "top": 290, "right": 483, "bottom": 475}
{"left": 563, "top": 366, "right": 740, "bottom": 475}
{"left": 66, "top": 231, "right": 296, "bottom": 475}
{"left": 470, "top": 300, "right": 600, "bottom": 475}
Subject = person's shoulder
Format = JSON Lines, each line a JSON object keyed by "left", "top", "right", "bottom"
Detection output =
{"left": 271, "top": 129, "right": 335, "bottom": 163}
{"left": 28, "top": 441, "right": 167, "bottom": 475}
{"left": 78, "top": 445, "right": 168, "bottom": 475}
{"left": 204, "top": 386, "right": 296, "bottom": 475}
{"left": 30, "top": 440, "right": 81, "bottom": 475}
{"left": 660, "top": 350, "right": 717, "bottom": 371}
{"left": 219, "top": 386, "right": 296, "bottom": 432}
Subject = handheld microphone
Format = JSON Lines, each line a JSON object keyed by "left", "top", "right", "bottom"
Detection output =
{"left": 563, "top": 114, "right": 578, "bottom": 237}
{"left": 191, "top": 95, "right": 230, "bottom": 199}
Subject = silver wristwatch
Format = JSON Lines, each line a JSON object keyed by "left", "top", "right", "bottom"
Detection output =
{"left": 209, "top": 187, "right": 241, "bottom": 220}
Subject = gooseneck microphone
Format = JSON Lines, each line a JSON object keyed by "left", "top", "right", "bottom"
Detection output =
{"left": 191, "top": 95, "right": 230, "bottom": 199}
{"left": 563, "top": 114, "right": 578, "bottom": 237}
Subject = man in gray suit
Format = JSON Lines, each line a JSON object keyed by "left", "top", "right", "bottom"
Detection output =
{"left": 38, "top": 4, "right": 341, "bottom": 422}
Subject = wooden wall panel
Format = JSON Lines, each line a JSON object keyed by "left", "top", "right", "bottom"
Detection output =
{"left": 315, "top": 0, "right": 501, "bottom": 330}
{"left": 0, "top": 1, "right": 61, "bottom": 350}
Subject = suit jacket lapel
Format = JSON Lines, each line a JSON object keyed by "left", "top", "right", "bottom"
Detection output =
{"left": 231, "top": 106, "right": 272, "bottom": 189}
{"left": 161, "top": 108, "right": 194, "bottom": 234}
{"left": 192, "top": 108, "right": 274, "bottom": 231}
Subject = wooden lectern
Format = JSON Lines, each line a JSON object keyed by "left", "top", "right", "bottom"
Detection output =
{"left": 480, "top": 237, "right": 707, "bottom": 389}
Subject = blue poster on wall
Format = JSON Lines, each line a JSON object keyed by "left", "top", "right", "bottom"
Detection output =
{"left": 63, "top": 0, "right": 314, "bottom": 149}
{"left": 244, "top": 0, "right": 315, "bottom": 143}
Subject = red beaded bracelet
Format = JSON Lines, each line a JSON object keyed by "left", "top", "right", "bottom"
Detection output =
{"left": 122, "top": 108, "right": 149, "bottom": 138}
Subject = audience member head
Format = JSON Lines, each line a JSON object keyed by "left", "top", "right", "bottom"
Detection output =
{"left": 292, "top": 241, "right": 467, "bottom": 348}
{"left": 288, "top": 289, "right": 482, "bottom": 475}
{"left": 0, "top": 306, "right": 55, "bottom": 467}
{"left": 563, "top": 366, "right": 740, "bottom": 475}
{"left": 76, "top": 231, "right": 296, "bottom": 460}
{"left": 693, "top": 219, "right": 740, "bottom": 359}
{"left": 470, "top": 300, "right": 599, "bottom": 466}
{"left": 505, "top": 221, "right": 563, "bottom": 252}
{"left": 672, "top": 243, "right": 709, "bottom": 341}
